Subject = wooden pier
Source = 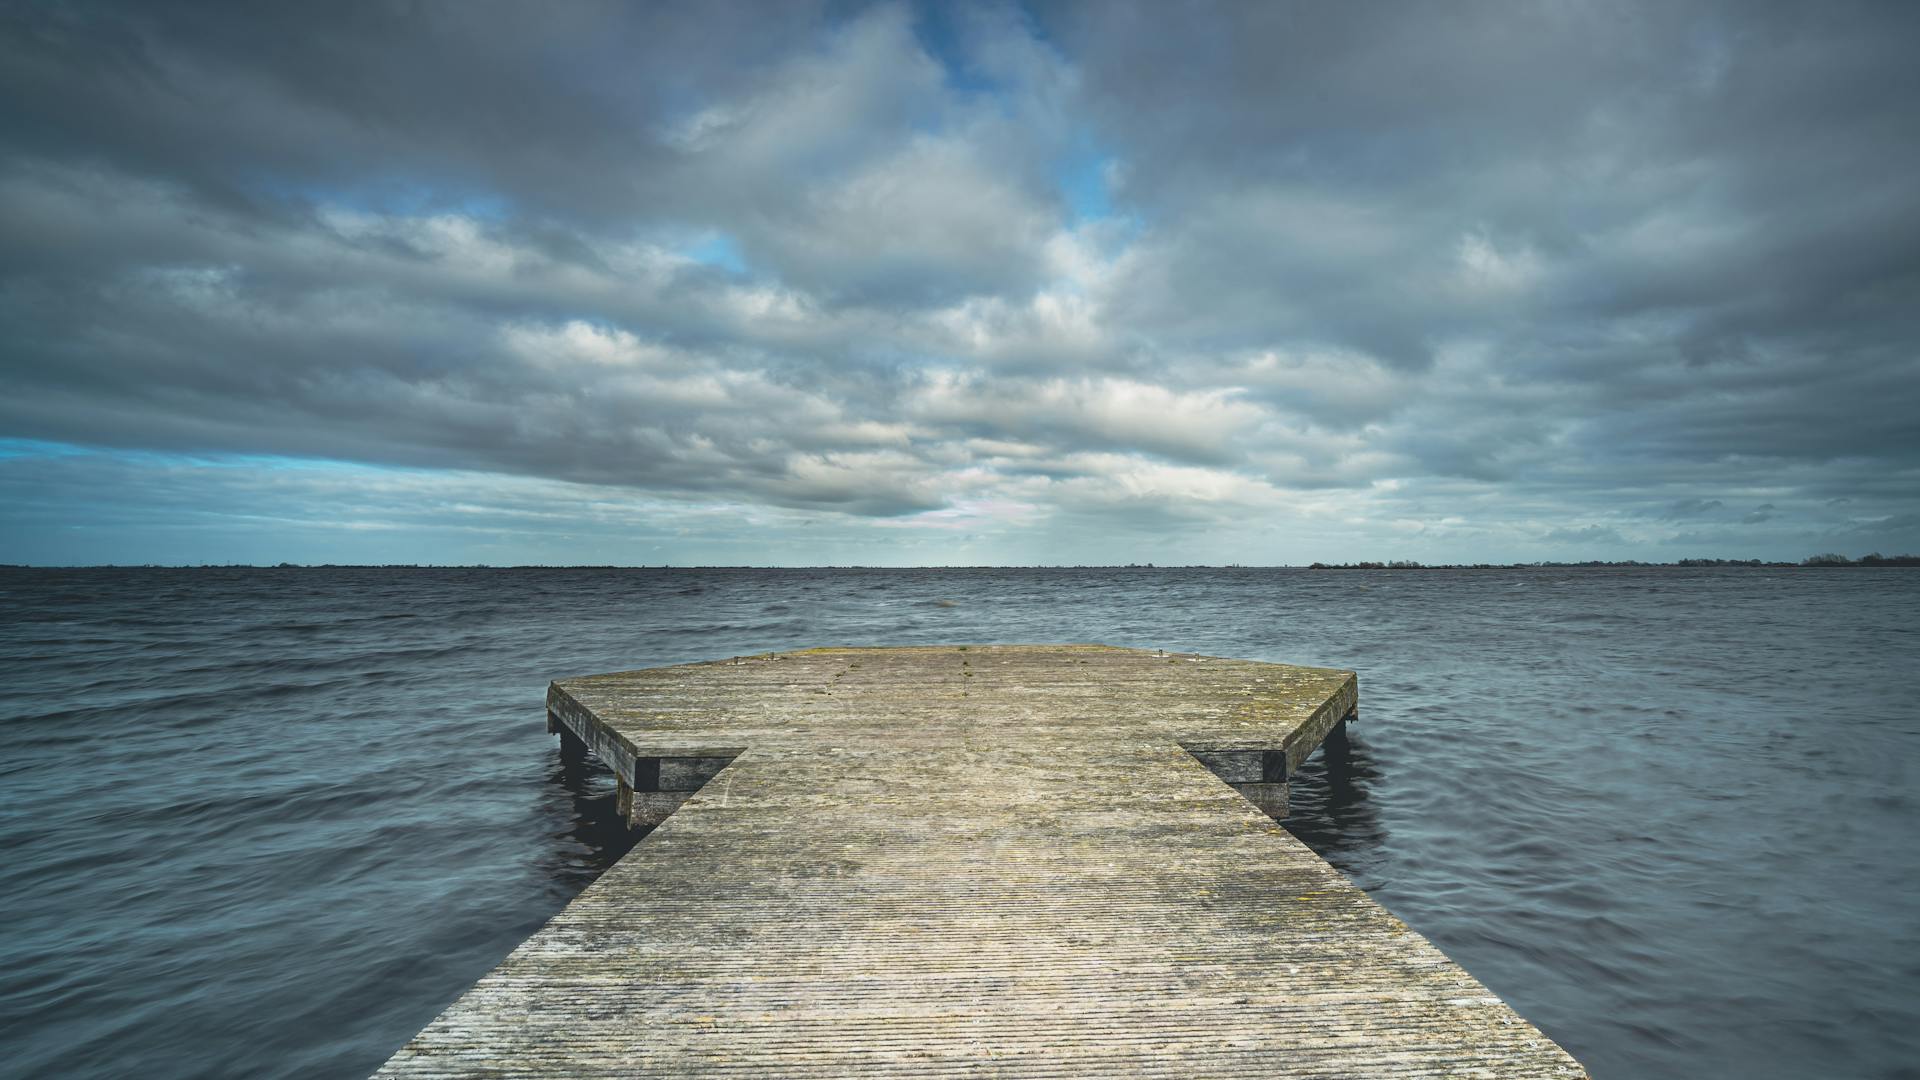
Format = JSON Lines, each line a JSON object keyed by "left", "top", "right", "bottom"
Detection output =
{"left": 377, "top": 645, "right": 1585, "bottom": 1078}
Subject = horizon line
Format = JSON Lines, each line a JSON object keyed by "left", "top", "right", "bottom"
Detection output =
{"left": 5, "top": 558, "right": 1915, "bottom": 571}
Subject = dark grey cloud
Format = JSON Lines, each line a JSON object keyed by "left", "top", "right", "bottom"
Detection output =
{"left": 1543, "top": 525, "right": 1625, "bottom": 547}
{"left": 1046, "top": 0, "right": 1920, "bottom": 473}
{"left": 1660, "top": 499, "right": 1726, "bottom": 521}
{"left": 0, "top": 1, "right": 810, "bottom": 217}
{"left": 1, "top": 0, "right": 1916, "bottom": 563}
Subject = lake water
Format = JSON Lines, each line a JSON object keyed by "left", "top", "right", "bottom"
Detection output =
{"left": 1, "top": 566, "right": 1915, "bottom": 1079}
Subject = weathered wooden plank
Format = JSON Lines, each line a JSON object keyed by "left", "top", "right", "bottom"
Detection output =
{"left": 379, "top": 645, "right": 1585, "bottom": 1078}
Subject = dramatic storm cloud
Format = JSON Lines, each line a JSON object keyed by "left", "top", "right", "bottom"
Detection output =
{"left": 2, "top": 0, "right": 1916, "bottom": 564}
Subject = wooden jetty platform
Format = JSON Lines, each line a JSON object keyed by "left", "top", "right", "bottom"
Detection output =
{"left": 377, "top": 645, "right": 1585, "bottom": 1078}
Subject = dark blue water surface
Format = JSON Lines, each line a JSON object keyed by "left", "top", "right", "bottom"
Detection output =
{"left": 1, "top": 567, "right": 1915, "bottom": 1079}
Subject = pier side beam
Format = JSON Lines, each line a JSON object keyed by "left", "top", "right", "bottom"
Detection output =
{"left": 1232, "top": 780, "right": 1290, "bottom": 820}
{"left": 1246, "top": 748, "right": 1294, "bottom": 820}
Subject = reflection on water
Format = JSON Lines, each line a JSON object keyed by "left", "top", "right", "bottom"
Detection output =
{"left": 538, "top": 757, "right": 644, "bottom": 894}
{"left": 1282, "top": 722, "right": 1388, "bottom": 887}
{"left": 1, "top": 565, "right": 1915, "bottom": 1080}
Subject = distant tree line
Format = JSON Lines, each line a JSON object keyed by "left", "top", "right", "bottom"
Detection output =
{"left": 1307, "top": 560, "right": 1436, "bottom": 569}
{"left": 1800, "top": 552, "right": 1920, "bottom": 567}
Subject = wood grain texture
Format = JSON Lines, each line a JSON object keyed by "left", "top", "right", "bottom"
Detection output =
{"left": 377, "top": 645, "right": 1586, "bottom": 1078}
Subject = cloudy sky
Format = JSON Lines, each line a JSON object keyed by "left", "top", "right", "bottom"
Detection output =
{"left": 2, "top": 1, "right": 1916, "bottom": 565}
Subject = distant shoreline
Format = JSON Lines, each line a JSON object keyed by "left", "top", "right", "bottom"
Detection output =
{"left": 1306, "top": 554, "right": 1919, "bottom": 569}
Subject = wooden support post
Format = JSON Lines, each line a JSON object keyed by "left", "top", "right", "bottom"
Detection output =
{"left": 1322, "top": 709, "right": 1355, "bottom": 771}
{"left": 551, "top": 710, "right": 589, "bottom": 763}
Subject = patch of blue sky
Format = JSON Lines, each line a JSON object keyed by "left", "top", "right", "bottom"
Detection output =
{"left": 241, "top": 171, "right": 512, "bottom": 221}
{"left": 0, "top": 437, "right": 425, "bottom": 479}
{"left": 683, "top": 232, "right": 748, "bottom": 274}
{"left": 1059, "top": 145, "right": 1114, "bottom": 224}
{"left": 213, "top": 451, "right": 420, "bottom": 476}
{"left": 910, "top": 2, "right": 1003, "bottom": 100}
{"left": 1057, "top": 131, "right": 1150, "bottom": 244}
